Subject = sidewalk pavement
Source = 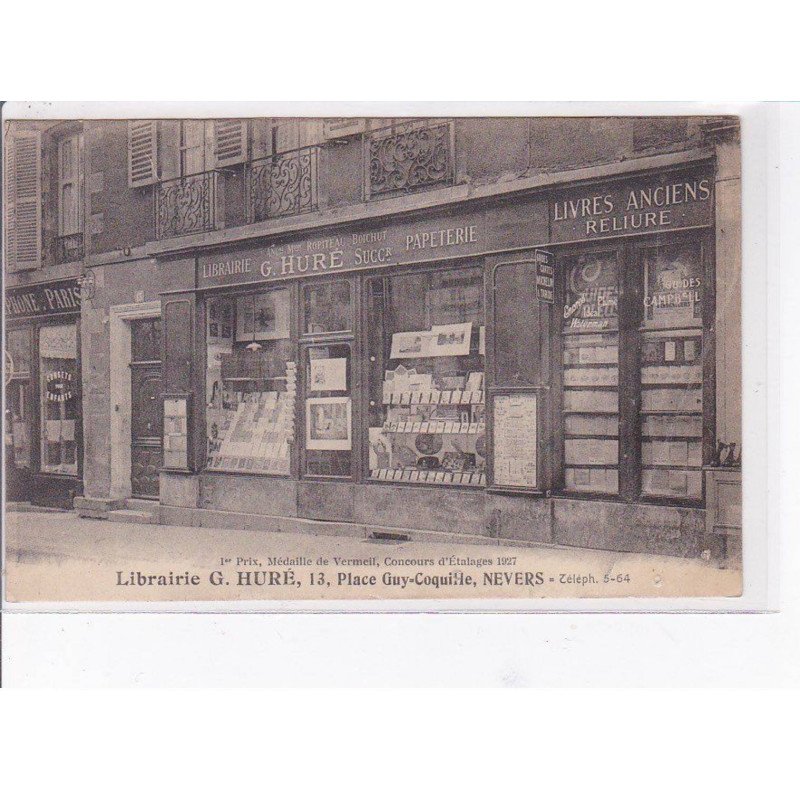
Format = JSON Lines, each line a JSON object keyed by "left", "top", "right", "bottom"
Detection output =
{"left": 3, "top": 511, "right": 741, "bottom": 603}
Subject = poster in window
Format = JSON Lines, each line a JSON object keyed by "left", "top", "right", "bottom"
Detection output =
{"left": 306, "top": 397, "right": 352, "bottom": 450}
{"left": 207, "top": 297, "right": 234, "bottom": 344}
{"left": 492, "top": 393, "right": 538, "bottom": 489}
{"left": 309, "top": 358, "right": 347, "bottom": 392}
{"left": 643, "top": 243, "right": 703, "bottom": 328}
{"left": 563, "top": 253, "right": 618, "bottom": 332}
{"left": 429, "top": 322, "right": 472, "bottom": 357}
{"left": 390, "top": 330, "right": 434, "bottom": 359}
{"left": 253, "top": 290, "right": 290, "bottom": 341}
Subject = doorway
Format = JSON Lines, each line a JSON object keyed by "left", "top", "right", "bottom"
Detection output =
{"left": 129, "top": 317, "right": 163, "bottom": 499}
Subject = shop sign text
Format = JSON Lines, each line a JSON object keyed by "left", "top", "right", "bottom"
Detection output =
{"left": 199, "top": 221, "right": 483, "bottom": 288}
{"left": 551, "top": 171, "right": 713, "bottom": 242}
{"left": 5, "top": 279, "right": 82, "bottom": 320}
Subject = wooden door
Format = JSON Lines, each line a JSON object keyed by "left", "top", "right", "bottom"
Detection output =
{"left": 130, "top": 318, "right": 163, "bottom": 499}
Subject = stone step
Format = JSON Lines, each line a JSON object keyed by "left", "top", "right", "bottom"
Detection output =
{"left": 125, "top": 498, "right": 160, "bottom": 513}
{"left": 74, "top": 496, "right": 126, "bottom": 519}
{"left": 107, "top": 509, "right": 157, "bottom": 525}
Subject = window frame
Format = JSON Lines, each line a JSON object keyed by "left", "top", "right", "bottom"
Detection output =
{"left": 298, "top": 274, "right": 360, "bottom": 482}
{"left": 552, "top": 230, "right": 714, "bottom": 509}
{"left": 362, "top": 259, "right": 487, "bottom": 489}
{"left": 56, "top": 132, "right": 83, "bottom": 238}
{"left": 36, "top": 320, "right": 81, "bottom": 477}
{"left": 202, "top": 283, "right": 298, "bottom": 479}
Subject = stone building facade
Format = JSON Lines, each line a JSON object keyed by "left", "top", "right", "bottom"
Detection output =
{"left": 3, "top": 115, "right": 742, "bottom": 560}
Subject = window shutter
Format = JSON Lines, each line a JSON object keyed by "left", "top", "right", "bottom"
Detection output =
{"left": 5, "top": 130, "right": 42, "bottom": 271}
{"left": 128, "top": 120, "right": 158, "bottom": 187}
{"left": 212, "top": 119, "right": 248, "bottom": 168}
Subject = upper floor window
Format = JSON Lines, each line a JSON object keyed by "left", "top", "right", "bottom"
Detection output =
{"left": 57, "top": 133, "right": 83, "bottom": 237}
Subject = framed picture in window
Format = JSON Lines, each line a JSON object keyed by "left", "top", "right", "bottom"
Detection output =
{"left": 306, "top": 397, "right": 352, "bottom": 451}
{"left": 253, "top": 290, "right": 290, "bottom": 341}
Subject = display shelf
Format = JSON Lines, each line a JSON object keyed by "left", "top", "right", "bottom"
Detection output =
{"left": 382, "top": 390, "right": 484, "bottom": 406}
{"left": 370, "top": 468, "right": 486, "bottom": 486}
{"left": 383, "top": 421, "right": 485, "bottom": 435}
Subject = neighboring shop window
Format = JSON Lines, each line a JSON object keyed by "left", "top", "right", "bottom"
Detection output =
{"left": 39, "top": 323, "right": 79, "bottom": 476}
{"left": 639, "top": 241, "right": 704, "bottom": 500}
{"left": 561, "top": 252, "right": 620, "bottom": 495}
{"left": 5, "top": 328, "right": 33, "bottom": 468}
{"left": 304, "top": 343, "right": 353, "bottom": 477}
{"left": 367, "top": 266, "right": 486, "bottom": 486}
{"left": 205, "top": 289, "right": 295, "bottom": 475}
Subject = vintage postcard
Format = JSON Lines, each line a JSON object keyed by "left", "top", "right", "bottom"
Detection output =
{"left": 2, "top": 110, "right": 746, "bottom": 604}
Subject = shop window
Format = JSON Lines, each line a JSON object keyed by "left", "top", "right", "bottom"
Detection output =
{"left": 39, "top": 323, "right": 79, "bottom": 476}
{"left": 303, "top": 280, "right": 352, "bottom": 334}
{"left": 367, "top": 266, "right": 486, "bottom": 486}
{"left": 6, "top": 328, "right": 33, "bottom": 468}
{"left": 639, "top": 241, "right": 704, "bottom": 500}
{"left": 561, "top": 252, "right": 620, "bottom": 495}
{"left": 304, "top": 342, "right": 352, "bottom": 477}
{"left": 205, "top": 289, "right": 295, "bottom": 475}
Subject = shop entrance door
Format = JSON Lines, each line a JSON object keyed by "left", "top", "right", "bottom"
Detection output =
{"left": 129, "top": 318, "right": 163, "bottom": 499}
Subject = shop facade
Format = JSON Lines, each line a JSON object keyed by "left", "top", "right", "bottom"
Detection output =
{"left": 4, "top": 277, "right": 84, "bottom": 507}
{"left": 150, "top": 150, "right": 738, "bottom": 559}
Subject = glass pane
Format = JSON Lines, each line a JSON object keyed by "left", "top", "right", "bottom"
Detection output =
{"left": 7, "top": 328, "right": 32, "bottom": 376}
{"left": 639, "top": 331, "right": 703, "bottom": 500}
{"left": 181, "top": 120, "right": 206, "bottom": 175}
{"left": 304, "top": 343, "right": 352, "bottom": 478}
{"left": 368, "top": 267, "right": 486, "bottom": 486}
{"left": 639, "top": 241, "right": 704, "bottom": 500}
{"left": 131, "top": 318, "right": 162, "bottom": 362}
{"left": 206, "top": 290, "right": 295, "bottom": 476}
{"left": 6, "top": 380, "right": 32, "bottom": 468}
{"left": 39, "top": 324, "right": 79, "bottom": 476}
{"left": 60, "top": 184, "right": 77, "bottom": 235}
{"left": 642, "top": 241, "right": 703, "bottom": 330}
{"left": 563, "top": 251, "right": 618, "bottom": 333}
{"left": 303, "top": 281, "right": 352, "bottom": 334}
{"left": 561, "top": 252, "right": 619, "bottom": 494}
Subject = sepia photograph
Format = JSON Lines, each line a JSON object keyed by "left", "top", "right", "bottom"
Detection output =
{"left": 2, "top": 110, "right": 744, "bottom": 603}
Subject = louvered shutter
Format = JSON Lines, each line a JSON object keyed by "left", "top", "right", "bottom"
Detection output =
{"left": 128, "top": 120, "right": 158, "bottom": 187}
{"left": 212, "top": 119, "right": 248, "bottom": 167}
{"left": 5, "top": 130, "right": 42, "bottom": 271}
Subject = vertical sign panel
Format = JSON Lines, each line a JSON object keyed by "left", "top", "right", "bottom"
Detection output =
{"left": 492, "top": 392, "right": 538, "bottom": 490}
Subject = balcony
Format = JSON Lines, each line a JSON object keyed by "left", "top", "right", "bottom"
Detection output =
{"left": 366, "top": 119, "right": 455, "bottom": 199}
{"left": 154, "top": 170, "right": 222, "bottom": 240}
{"left": 246, "top": 146, "right": 319, "bottom": 224}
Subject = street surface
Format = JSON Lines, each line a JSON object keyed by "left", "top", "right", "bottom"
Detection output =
{"left": 3, "top": 511, "right": 741, "bottom": 602}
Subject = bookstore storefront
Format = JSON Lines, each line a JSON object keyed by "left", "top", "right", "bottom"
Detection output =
{"left": 158, "top": 157, "right": 731, "bottom": 557}
{"left": 5, "top": 278, "right": 84, "bottom": 508}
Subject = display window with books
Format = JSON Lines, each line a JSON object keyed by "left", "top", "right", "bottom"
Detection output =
{"left": 557, "top": 234, "right": 710, "bottom": 505}
{"left": 561, "top": 250, "right": 620, "bottom": 495}
{"left": 205, "top": 288, "right": 296, "bottom": 476}
{"left": 366, "top": 265, "right": 487, "bottom": 486}
{"left": 638, "top": 239, "right": 705, "bottom": 500}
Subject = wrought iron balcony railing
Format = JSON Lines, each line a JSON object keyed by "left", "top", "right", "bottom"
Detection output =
{"left": 366, "top": 119, "right": 455, "bottom": 199}
{"left": 247, "top": 146, "right": 319, "bottom": 224}
{"left": 56, "top": 233, "right": 85, "bottom": 264}
{"left": 154, "top": 170, "right": 221, "bottom": 240}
